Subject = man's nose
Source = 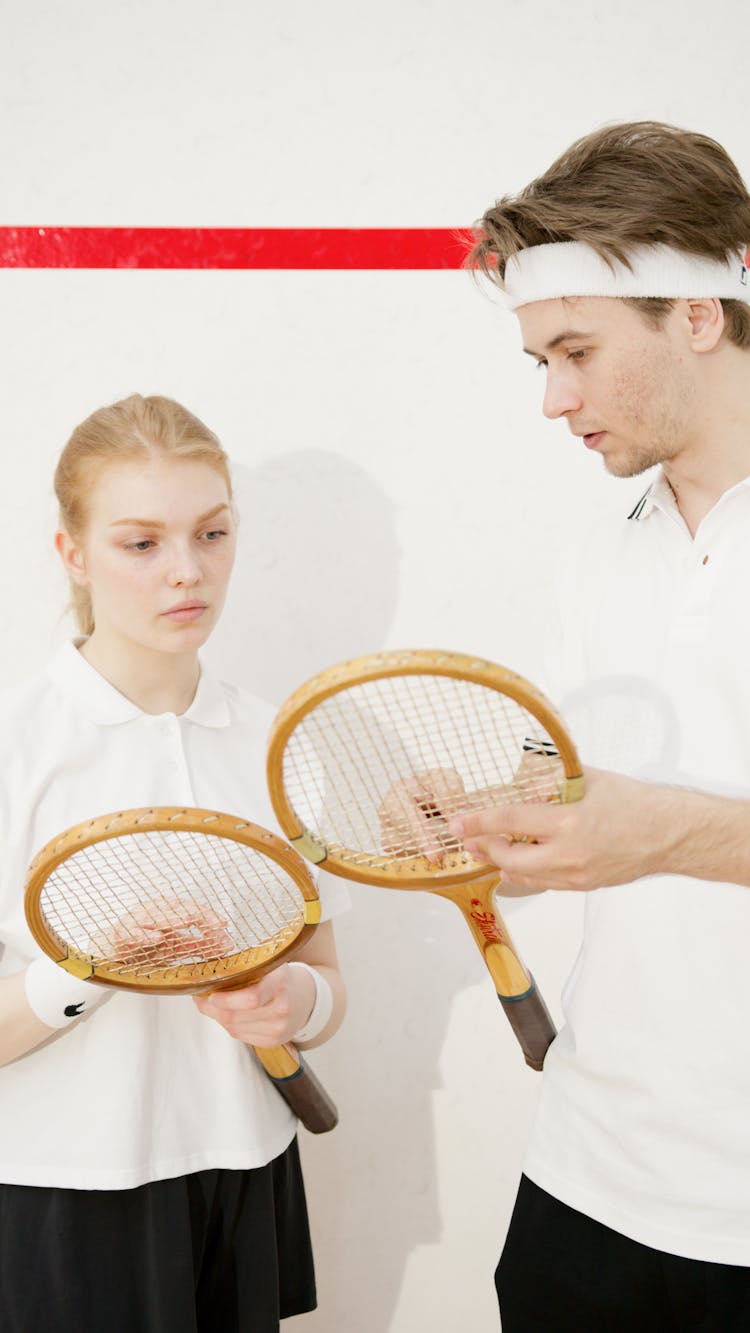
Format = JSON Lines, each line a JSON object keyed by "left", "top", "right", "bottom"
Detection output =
{"left": 542, "top": 367, "right": 582, "bottom": 421}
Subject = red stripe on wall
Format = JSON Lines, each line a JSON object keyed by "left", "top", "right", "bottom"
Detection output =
{"left": 0, "top": 227, "right": 473, "bottom": 270}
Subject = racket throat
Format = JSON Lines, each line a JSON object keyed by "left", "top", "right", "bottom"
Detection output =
{"left": 446, "top": 881, "right": 532, "bottom": 998}
{"left": 290, "top": 830, "right": 328, "bottom": 865}
{"left": 58, "top": 950, "right": 95, "bottom": 981}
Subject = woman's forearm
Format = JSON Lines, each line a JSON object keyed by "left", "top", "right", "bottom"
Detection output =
{"left": 0, "top": 971, "right": 57, "bottom": 1067}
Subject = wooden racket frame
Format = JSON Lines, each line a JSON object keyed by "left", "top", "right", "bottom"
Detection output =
{"left": 25, "top": 806, "right": 338, "bottom": 1133}
{"left": 267, "top": 649, "right": 584, "bottom": 1072}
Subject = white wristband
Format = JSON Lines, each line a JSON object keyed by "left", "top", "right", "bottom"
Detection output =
{"left": 24, "top": 956, "right": 110, "bottom": 1030}
{"left": 289, "top": 962, "right": 334, "bottom": 1042}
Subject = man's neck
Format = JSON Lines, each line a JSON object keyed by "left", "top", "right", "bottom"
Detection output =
{"left": 663, "top": 456, "right": 750, "bottom": 536}
{"left": 662, "top": 348, "right": 750, "bottom": 536}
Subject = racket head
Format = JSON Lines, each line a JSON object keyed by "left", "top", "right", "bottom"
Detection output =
{"left": 267, "top": 648, "right": 584, "bottom": 889}
{"left": 25, "top": 807, "right": 321, "bottom": 994}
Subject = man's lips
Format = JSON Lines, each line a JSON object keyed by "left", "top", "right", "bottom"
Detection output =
{"left": 162, "top": 602, "right": 208, "bottom": 622}
{"left": 578, "top": 430, "right": 606, "bottom": 450}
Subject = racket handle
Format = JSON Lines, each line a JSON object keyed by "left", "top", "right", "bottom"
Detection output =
{"left": 254, "top": 1044, "right": 339, "bottom": 1134}
{"left": 498, "top": 978, "right": 556, "bottom": 1072}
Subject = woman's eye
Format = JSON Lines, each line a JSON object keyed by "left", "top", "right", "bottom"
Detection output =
{"left": 125, "top": 539, "right": 155, "bottom": 552}
{"left": 202, "top": 529, "right": 228, "bottom": 542}
{"left": 534, "top": 360, "right": 547, "bottom": 372}
{"left": 567, "top": 348, "right": 587, "bottom": 361}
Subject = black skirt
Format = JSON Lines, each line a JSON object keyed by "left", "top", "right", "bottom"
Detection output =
{"left": 0, "top": 1138, "right": 316, "bottom": 1333}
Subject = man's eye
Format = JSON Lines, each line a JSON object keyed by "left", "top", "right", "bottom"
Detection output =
{"left": 534, "top": 360, "right": 547, "bottom": 372}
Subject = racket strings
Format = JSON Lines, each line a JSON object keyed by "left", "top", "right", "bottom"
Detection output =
{"left": 283, "top": 675, "right": 563, "bottom": 865}
{"left": 40, "top": 830, "right": 307, "bottom": 980}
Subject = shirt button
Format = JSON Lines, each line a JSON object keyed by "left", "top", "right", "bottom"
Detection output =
{"left": 701, "top": 554, "right": 709, "bottom": 566}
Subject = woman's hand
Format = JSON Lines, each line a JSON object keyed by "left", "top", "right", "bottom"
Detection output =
{"left": 378, "top": 767, "right": 467, "bottom": 861}
{"left": 193, "top": 921, "right": 347, "bottom": 1049}
{"left": 94, "top": 896, "right": 234, "bottom": 965}
{"left": 193, "top": 962, "right": 317, "bottom": 1047}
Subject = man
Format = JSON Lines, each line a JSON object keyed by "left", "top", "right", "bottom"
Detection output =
{"left": 457, "top": 122, "right": 750, "bottom": 1329}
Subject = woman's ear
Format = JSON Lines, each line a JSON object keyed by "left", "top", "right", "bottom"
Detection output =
{"left": 54, "top": 529, "right": 88, "bottom": 586}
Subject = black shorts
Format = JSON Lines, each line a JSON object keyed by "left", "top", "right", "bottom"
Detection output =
{"left": 0, "top": 1138, "right": 315, "bottom": 1333}
{"left": 496, "top": 1175, "right": 750, "bottom": 1332}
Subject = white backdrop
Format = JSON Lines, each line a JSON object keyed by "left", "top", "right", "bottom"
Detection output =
{"left": 1, "top": 2, "right": 746, "bottom": 1328}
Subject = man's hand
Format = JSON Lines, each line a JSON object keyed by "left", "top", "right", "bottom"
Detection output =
{"left": 449, "top": 767, "right": 676, "bottom": 894}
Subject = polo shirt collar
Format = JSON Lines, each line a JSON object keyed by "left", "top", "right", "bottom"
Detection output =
{"left": 627, "top": 470, "right": 679, "bottom": 523}
{"left": 628, "top": 468, "right": 750, "bottom": 524}
{"left": 183, "top": 669, "right": 232, "bottom": 727}
{"left": 47, "top": 640, "right": 231, "bottom": 728}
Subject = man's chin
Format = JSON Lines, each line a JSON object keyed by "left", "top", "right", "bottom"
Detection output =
{"left": 601, "top": 450, "right": 655, "bottom": 480}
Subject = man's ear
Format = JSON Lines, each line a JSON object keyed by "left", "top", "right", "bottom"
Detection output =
{"left": 685, "top": 297, "right": 725, "bottom": 353}
{"left": 54, "top": 529, "right": 88, "bottom": 586}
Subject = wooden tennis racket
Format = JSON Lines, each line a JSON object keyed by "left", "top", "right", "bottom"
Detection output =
{"left": 267, "top": 649, "right": 584, "bottom": 1072}
{"left": 24, "top": 806, "right": 338, "bottom": 1133}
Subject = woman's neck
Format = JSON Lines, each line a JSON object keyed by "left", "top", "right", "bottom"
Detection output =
{"left": 79, "top": 630, "right": 201, "bottom": 716}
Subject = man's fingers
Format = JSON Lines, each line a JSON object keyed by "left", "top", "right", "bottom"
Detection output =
{"left": 450, "top": 800, "right": 562, "bottom": 842}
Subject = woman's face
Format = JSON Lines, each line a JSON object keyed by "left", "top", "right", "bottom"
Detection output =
{"left": 58, "top": 455, "right": 237, "bottom": 657}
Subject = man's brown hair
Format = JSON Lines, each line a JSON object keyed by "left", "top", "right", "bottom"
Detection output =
{"left": 469, "top": 121, "right": 750, "bottom": 347}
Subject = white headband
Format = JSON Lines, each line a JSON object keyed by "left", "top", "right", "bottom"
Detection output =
{"left": 502, "top": 241, "right": 750, "bottom": 310}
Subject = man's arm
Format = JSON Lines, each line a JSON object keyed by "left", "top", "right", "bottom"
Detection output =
{"left": 449, "top": 768, "right": 750, "bottom": 894}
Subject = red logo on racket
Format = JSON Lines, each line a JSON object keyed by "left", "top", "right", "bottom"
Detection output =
{"left": 742, "top": 248, "right": 750, "bottom": 285}
{"left": 469, "top": 899, "right": 506, "bottom": 944}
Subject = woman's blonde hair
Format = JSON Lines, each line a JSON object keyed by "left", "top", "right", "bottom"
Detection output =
{"left": 54, "top": 393, "right": 232, "bottom": 636}
{"left": 468, "top": 121, "right": 750, "bottom": 348}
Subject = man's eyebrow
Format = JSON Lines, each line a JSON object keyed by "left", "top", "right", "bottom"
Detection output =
{"left": 109, "top": 502, "right": 231, "bottom": 529}
{"left": 522, "top": 328, "right": 593, "bottom": 356}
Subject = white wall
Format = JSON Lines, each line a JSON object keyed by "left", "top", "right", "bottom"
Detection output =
{"left": 1, "top": 2, "right": 746, "bottom": 1328}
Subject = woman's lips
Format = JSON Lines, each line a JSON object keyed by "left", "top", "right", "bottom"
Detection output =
{"left": 163, "top": 603, "right": 207, "bottom": 622}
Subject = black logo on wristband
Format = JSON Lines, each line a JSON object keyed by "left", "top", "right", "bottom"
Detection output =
{"left": 64, "top": 1002, "right": 85, "bottom": 1017}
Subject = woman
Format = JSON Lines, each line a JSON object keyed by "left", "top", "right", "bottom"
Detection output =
{"left": 0, "top": 394, "right": 347, "bottom": 1333}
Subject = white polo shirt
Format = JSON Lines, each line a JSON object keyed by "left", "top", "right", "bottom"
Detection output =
{"left": 0, "top": 641, "right": 348, "bottom": 1190}
{"left": 524, "top": 470, "right": 750, "bottom": 1265}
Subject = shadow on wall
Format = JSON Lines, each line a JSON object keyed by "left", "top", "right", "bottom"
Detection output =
{"left": 203, "top": 450, "right": 401, "bottom": 703}
{"left": 204, "top": 450, "right": 470, "bottom": 1330}
{"left": 292, "top": 883, "right": 478, "bottom": 1333}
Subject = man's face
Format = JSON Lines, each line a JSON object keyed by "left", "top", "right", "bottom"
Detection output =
{"left": 517, "top": 296, "right": 698, "bottom": 478}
